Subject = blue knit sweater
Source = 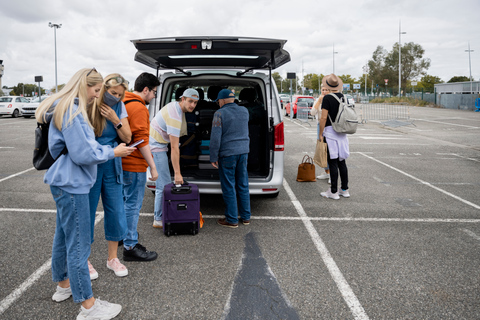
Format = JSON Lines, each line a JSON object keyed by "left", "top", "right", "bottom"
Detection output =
{"left": 209, "top": 102, "right": 250, "bottom": 163}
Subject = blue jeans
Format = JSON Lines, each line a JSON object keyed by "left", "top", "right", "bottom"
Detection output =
{"left": 122, "top": 171, "right": 146, "bottom": 249}
{"left": 50, "top": 186, "right": 93, "bottom": 303}
{"left": 218, "top": 154, "right": 251, "bottom": 224}
{"left": 89, "top": 159, "right": 127, "bottom": 243}
{"left": 152, "top": 151, "right": 172, "bottom": 221}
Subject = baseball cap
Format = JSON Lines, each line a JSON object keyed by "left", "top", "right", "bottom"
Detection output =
{"left": 180, "top": 88, "right": 200, "bottom": 100}
{"left": 215, "top": 89, "right": 235, "bottom": 102}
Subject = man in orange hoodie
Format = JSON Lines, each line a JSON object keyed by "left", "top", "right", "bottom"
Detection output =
{"left": 122, "top": 72, "right": 160, "bottom": 262}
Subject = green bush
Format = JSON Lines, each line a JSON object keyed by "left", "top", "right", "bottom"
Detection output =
{"left": 370, "top": 97, "right": 431, "bottom": 106}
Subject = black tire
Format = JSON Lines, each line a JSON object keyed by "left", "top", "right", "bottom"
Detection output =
{"left": 12, "top": 109, "right": 19, "bottom": 118}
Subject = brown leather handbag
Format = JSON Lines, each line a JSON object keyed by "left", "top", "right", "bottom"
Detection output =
{"left": 296, "top": 155, "right": 316, "bottom": 182}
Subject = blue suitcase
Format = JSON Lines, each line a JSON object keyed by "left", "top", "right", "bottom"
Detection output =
{"left": 162, "top": 182, "right": 200, "bottom": 237}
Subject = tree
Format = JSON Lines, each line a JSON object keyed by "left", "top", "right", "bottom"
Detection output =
{"left": 272, "top": 72, "right": 282, "bottom": 92}
{"left": 12, "top": 83, "right": 44, "bottom": 97}
{"left": 447, "top": 76, "right": 469, "bottom": 83}
{"left": 368, "top": 42, "right": 430, "bottom": 95}
{"left": 417, "top": 75, "right": 443, "bottom": 92}
{"left": 339, "top": 75, "right": 357, "bottom": 92}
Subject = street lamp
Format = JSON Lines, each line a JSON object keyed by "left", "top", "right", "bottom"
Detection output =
{"left": 48, "top": 22, "right": 62, "bottom": 93}
{"left": 465, "top": 42, "right": 474, "bottom": 93}
{"left": 333, "top": 43, "right": 338, "bottom": 74}
{"left": 399, "top": 20, "right": 406, "bottom": 97}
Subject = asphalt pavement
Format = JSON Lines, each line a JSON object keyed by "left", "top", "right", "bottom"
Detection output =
{"left": 0, "top": 105, "right": 479, "bottom": 319}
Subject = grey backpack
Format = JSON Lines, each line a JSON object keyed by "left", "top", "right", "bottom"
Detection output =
{"left": 327, "top": 94, "right": 358, "bottom": 134}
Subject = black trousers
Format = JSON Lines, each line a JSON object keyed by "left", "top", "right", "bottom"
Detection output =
{"left": 327, "top": 146, "right": 348, "bottom": 194}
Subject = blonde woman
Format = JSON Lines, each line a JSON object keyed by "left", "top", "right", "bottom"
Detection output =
{"left": 36, "top": 68, "right": 134, "bottom": 319}
{"left": 311, "top": 84, "right": 331, "bottom": 181}
{"left": 87, "top": 74, "right": 132, "bottom": 279}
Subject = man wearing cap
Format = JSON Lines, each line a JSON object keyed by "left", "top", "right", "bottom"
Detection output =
{"left": 210, "top": 89, "right": 251, "bottom": 228}
{"left": 150, "top": 88, "right": 199, "bottom": 228}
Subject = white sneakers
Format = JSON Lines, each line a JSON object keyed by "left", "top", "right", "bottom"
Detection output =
{"left": 107, "top": 258, "right": 128, "bottom": 277}
{"left": 77, "top": 298, "right": 122, "bottom": 320}
{"left": 339, "top": 189, "right": 350, "bottom": 198}
{"left": 153, "top": 219, "right": 163, "bottom": 229}
{"left": 88, "top": 260, "right": 98, "bottom": 280}
{"left": 316, "top": 173, "right": 329, "bottom": 180}
{"left": 321, "top": 189, "right": 350, "bottom": 200}
{"left": 52, "top": 285, "right": 72, "bottom": 302}
{"left": 321, "top": 189, "right": 340, "bottom": 200}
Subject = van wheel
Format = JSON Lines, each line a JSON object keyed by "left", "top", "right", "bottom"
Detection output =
{"left": 12, "top": 109, "right": 19, "bottom": 118}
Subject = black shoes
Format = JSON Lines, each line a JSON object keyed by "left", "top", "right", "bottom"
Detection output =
{"left": 123, "top": 243, "right": 157, "bottom": 262}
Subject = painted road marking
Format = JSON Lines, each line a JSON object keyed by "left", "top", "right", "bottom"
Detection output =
{"left": 462, "top": 229, "right": 480, "bottom": 242}
{"left": 357, "top": 152, "right": 480, "bottom": 210}
{"left": 0, "top": 213, "right": 105, "bottom": 316}
{"left": 0, "top": 167, "right": 36, "bottom": 183}
{"left": 282, "top": 178, "right": 370, "bottom": 320}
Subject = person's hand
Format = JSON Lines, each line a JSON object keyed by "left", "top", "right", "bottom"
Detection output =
{"left": 100, "top": 103, "right": 120, "bottom": 124}
{"left": 113, "top": 143, "right": 135, "bottom": 157}
{"left": 211, "top": 161, "right": 218, "bottom": 169}
{"left": 149, "top": 167, "right": 158, "bottom": 181}
{"left": 174, "top": 172, "right": 184, "bottom": 185}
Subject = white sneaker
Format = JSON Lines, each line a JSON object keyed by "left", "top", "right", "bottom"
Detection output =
{"left": 316, "top": 173, "right": 329, "bottom": 180}
{"left": 52, "top": 285, "right": 72, "bottom": 302}
{"left": 339, "top": 189, "right": 350, "bottom": 198}
{"left": 321, "top": 189, "right": 340, "bottom": 200}
{"left": 77, "top": 298, "right": 122, "bottom": 320}
{"left": 106, "top": 258, "right": 128, "bottom": 277}
{"left": 88, "top": 260, "right": 98, "bottom": 280}
{"left": 153, "top": 219, "right": 163, "bottom": 229}
{"left": 328, "top": 178, "right": 331, "bottom": 184}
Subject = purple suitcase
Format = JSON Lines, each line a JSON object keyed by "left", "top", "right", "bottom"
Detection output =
{"left": 162, "top": 182, "right": 200, "bottom": 236}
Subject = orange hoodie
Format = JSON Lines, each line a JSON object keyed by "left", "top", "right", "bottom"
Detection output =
{"left": 122, "top": 92, "right": 150, "bottom": 172}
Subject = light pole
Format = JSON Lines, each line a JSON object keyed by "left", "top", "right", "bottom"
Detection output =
{"left": 465, "top": 42, "right": 474, "bottom": 93}
{"left": 399, "top": 20, "right": 406, "bottom": 97}
{"left": 49, "top": 22, "right": 62, "bottom": 93}
{"left": 333, "top": 43, "right": 338, "bottom": 74}
{"left": 363, "top": 63, "right": 368, "bottom": 97}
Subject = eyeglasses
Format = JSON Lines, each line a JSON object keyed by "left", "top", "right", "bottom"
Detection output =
{"left": 107, "top": 76, "right": 129, "bottom": 86}
{"left": 150, "top": 88, "right": 157, "bottom": 95}
{"left": 86, "top": 67, "right": 97, "bottom": 77}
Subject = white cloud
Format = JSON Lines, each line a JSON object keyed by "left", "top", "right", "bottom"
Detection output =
{"left": 0, "top": 0, "right": 479, "bottom": 91}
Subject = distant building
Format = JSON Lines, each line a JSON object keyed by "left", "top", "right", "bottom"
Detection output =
{"left": 435, "top": 81, "right": 480, "bottom": 94}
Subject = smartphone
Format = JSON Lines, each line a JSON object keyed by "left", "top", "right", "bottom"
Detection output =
{"left": 129, "top": 139, "right": 144, "bottom": 148}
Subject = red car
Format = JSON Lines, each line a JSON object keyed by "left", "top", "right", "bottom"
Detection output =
{"left": 284, "top": 95, "right": 315, "bottom": 118}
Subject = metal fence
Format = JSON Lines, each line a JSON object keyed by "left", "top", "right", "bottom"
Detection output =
{"left": 295, "top": 102, "right": 311, "bottom": 126}
{"left": 358, "top": 103, "right": 411, "bottom": 124}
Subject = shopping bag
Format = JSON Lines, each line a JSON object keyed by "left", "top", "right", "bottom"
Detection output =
{"left": 313, "top": 139, "right": 328, "bottom": 168}
{"left": 296, "top": 155, "right": 316, "bottom": 182}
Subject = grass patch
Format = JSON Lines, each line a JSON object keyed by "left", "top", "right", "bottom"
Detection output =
{"left": 369, "top": 97, "right": 432, "bottom": 106}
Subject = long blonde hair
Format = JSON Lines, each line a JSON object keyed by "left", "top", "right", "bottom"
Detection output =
{"left": 88, "top": 73, "right": 128, "bottom": 137}
{"left": 35, "top": 68, "right": 103, "bottom": 130}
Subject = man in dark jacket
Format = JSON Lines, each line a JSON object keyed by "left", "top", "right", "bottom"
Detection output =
{"left": 210, "top": 89, "right": 251, "bottom": 228}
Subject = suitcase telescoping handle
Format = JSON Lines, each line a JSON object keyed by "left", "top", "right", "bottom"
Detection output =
{"left": 172, "top": 180, "right": 192, "bottom": 194}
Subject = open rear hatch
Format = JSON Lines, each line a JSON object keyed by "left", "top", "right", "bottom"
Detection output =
{"left": 131, "top": 36, "right": 290, "bottom": 72}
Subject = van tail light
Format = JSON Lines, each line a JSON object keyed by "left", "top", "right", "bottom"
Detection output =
{"left": 274, "top": 122, "right": 284, "bottom": 151}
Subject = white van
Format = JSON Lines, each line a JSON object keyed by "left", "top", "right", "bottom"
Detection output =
{"left": 131, "top": 36, "right": 290, "bottom": 197}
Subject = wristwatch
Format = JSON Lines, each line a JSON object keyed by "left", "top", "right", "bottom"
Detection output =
{"left": 115, "top": 122, "right": 122, "bottom": 130}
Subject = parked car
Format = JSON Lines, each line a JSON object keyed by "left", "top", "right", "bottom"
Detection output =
{"left": 0, "top": 96, "right": 30, "bottom": 118}
{"left": 284, "top": 95, "right": 315, "bottom": 118}
{"left": 345, "top": 94, "right": 355, "bottom": 106}
{"left": 279, "top": 93, "right": 291, "bottom": 109}
{"left": 132, "top": 36, "right": 290, "bottom": 197}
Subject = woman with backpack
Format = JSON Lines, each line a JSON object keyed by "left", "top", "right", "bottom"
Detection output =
{"left": 310, "top": 84, "right": 331, "bottom": 182}
{"left": 87, "top": 73, "right": 132, "bottom": 279}
{"left": 318, "top": 74, "right": 350, "bottom": 200}
{"left": 35, "top": 68, "right": 134, "bottom": 320}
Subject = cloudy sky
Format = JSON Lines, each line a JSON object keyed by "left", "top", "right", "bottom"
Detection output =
{"left": 1, "top": 0, "right": 479, "bottom": 92}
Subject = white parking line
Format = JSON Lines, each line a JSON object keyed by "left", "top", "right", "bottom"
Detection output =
{"left": 282, "top": 178, "right": 369, "bottom": 320}
{"left": 0, "top": 212, "right": 105, "bottom": 316}
{"left": 357, "top": 152, "right": 480, "bottom": 210}
{"left": 414, "top": 118, "right": 480, "bottom": 129}
{"left": 462, "top": 229, "right": 480, "bottom": 241}
{"left": 0, "top": 167, "right": 36, "bottom": 183}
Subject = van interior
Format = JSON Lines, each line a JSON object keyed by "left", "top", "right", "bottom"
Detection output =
{"left": 158, "top": 76, "right": 271, "bottom": 181}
